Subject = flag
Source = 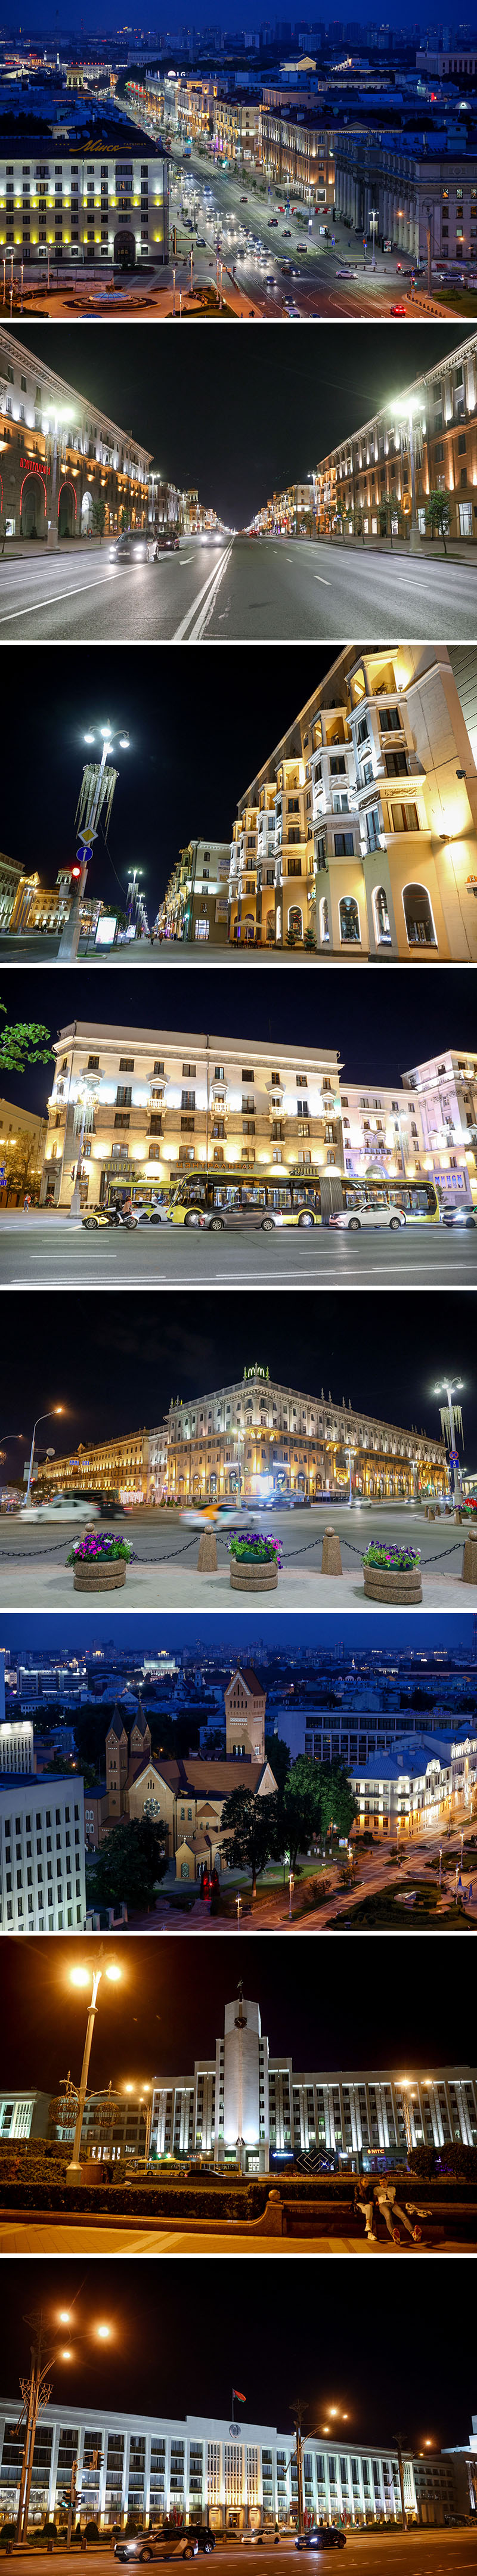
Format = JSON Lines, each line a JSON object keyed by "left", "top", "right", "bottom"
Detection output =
{"left": 233, "top": 2392, "right": 246, "bottom": 2404}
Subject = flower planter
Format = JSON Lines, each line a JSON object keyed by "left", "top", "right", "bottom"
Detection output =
{"left": 363, "top": 1566, "right": 422, "bottom": 1605}
{"left": 230, "top": 1558, "right": 278, "bottom": 1593}
{"left": 73, "top": 1560, "right": 127, "bottom": 1593}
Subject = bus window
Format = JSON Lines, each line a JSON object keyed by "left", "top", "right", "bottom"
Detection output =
{"left": 240, "top": 1185, "right": 266, "bottom": 1206}
{"left": 213, "top": 1185, "right": 241, "bottom": 1207}
{"left": 266, "top": 1186, "right": 292, "bottom": 1211}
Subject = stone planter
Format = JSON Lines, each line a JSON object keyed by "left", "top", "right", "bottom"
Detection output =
{"left": 230, "top": 1558, "right": 278, "bottom": 1593}
{"left": 363, "top": 1565, "right": 422, "bottom": 1605}
{"left": 73, "top": 1559, "right": 127, "bottom": 1593}
{"left": 462, "top": 1534, "right": 477, "bottom": 1589}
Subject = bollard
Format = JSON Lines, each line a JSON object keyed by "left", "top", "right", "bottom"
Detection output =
{"left": 461, "top": 1534, "right": 477, "bottom": 1588}
{"left": 197, "top": 1531, "right": 218, "bottom": 1574}
{"left": 321, "top": 1525, "right": 343, "bottom": 1578}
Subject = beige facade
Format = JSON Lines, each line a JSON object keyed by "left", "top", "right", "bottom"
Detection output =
{"left": 128, "top": 1751, "right": 277, "bottom": 1879}
{"left": 41, "top": 1021, "right": 343, "bottom": 1206}
{"left": 160, "top": 841, "right": 230, "bottom": 945}
{"left": 225, "top": 1665, "right": 266, "bottom": 1763}
{"left": 233, "top": 644, "right": 477, "bottom": 960}
{"left": 164, "top": 1367, "right": 447, "bottom": 1507}
{"left": 0, "top": 323, "right": 151, "bottom": 541}
{"left": 0, "top": 1095, "right": 47, "bottom": 1204}
{"left": 259, "top": 112, "right": 334, "bottom": 202}
{"left": 36, "top": 1431, "right": 151, "bottom": 1504}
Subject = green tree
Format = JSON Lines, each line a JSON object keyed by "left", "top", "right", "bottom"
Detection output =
{"left": 220, "top": 1787, "right": 279, "bottom": 1896}
{"left": 424, "top": 490, "right": 450, "bottom": 554}
{"left": 264, "top": 1732, "right": 291, "bottom": 1795}
{"left": 92, "top": 496, "right": 106, "bottom": 541}
{"left": 0, "top": 1001, "right": 53, "bottom": 1075}
{"left": 120, "top": 506, "right": 131, "bottom": 533}
{"left": 88, "top": 1817, "right": 167, "bottom": 1914}
{"left": 317, "top": 1758, "right": 357, "bottom": 1843}
{"left": 280, "top": 1755, "right": 326, "bottom": 1870}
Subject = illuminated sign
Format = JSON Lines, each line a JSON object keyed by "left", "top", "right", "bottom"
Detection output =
{"left": 243, "top": 1365, "right": 269, "bottom": 1382}
{"left": 20, "top": 456, "right": 51, "bottom": 476}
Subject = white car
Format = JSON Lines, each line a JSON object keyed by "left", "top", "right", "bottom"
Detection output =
{"left": 20, "top": 1494, "right": 101, "bottom": 1522}
{"left": 329, "top": 1205, "right": 406, "bottom": 1233}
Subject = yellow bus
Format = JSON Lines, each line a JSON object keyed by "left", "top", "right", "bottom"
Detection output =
{"left": 168, "top": 1169, "right": 441, "bottom": 1227}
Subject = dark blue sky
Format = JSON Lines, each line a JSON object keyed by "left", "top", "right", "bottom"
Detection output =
{"left": 1, "top": 1611, "right": 475, "bottom": 1652}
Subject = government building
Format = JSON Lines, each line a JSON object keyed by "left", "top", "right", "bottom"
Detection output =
{"left": 0, "top": 2399, "right": 471, "bottom": 2532}
{"left": 0, "top": 138, "right": 168, "bottom": 277}
{"left": 230, "top": 643, "right": 477, "bottom": 961}
{"left": 159, "top": 1366, "right": 447, "bottom": 1508}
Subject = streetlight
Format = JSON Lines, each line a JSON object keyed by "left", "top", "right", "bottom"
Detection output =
{"left": 14, "top": 2303, "right": 113, "bottom": 2546}
{"left": 47, "top": 408, "right": 70, "bottom": 552}
{"left": 66, "top": 1952, "right": 123, "bottom": 2181}
{"left": 369, "top": 209, "right": 377, "bottom": 270}
{"left": 392, "top": 394, "right": 426, "bottom": 552}
{"left": 26, "top": 1408, "right": 63, "bottom": 1504}
{"left": 434, "top": 1376, "right": 464, "bottom": 1509}
{"left": 58, "top": 720, "right": 131, "bottom": 967}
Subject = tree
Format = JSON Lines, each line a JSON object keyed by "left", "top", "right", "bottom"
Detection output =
{"left": 317, "top": 1758, "right": 357, "bottom": 1843}
{"left": 264, "top": 1732, "right": 291, "bottom": 1796}
{"left": 280, "top": 1756, "right": 327, "bottom": 1870}
{"left": 220, "top": 1787, "right": 279, "bottom": 1896}
{"left": 0, "top": 1000, "right": 53, "bottom": 1075}
{"left": 92, "top": 496, "right": 106, "bottom": 541}
{"left": 120, "top": 506, "right": 131, "bottom": 533}
{"left": 87, "top": 1817, "right": 167, "bottom": 1914}
{"left": 424, "top": 490, "right": 450, "bottom": 554}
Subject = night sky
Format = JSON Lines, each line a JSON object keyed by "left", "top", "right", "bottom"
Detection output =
{"left": 5, "top": 961, "right": 476, "bottom": 1119}
{"left": 1, "top": 1610, "right": 473, "bottom": 1654}
{"left": 1, "top": 1290, "right": 475, "bottom": 1454}
{"left": 0, "top": 2255, "right": 472, "bottom": 2453}
{"left": 8, "top": 321, "right": 469, "bottom": 527}
{"left": 1, "top": 646, "right": 331, "bottom": 911}
{"left": 1, "top": 1933, "right": 472, "bottom": 2097}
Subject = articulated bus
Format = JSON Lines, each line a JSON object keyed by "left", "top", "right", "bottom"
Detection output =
{"left": 167, "top": 1169, "right": 442, "bottom": 1227}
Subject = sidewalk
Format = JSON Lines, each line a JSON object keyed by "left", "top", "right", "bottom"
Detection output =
{"left": 0, "top": 1558, "right": 473, "bottom": 1608}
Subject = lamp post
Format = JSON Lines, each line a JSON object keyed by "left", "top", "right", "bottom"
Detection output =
{"left": 25, "top": 1408, "right": 63, "bottom": 1505}
{"left": 66, "top": 1953, "right": 122, "bottom": 2181}
{"left": 393, "top": 395, "right": 425, "bottom": 553}
{"left": 433, "top": 1375, "right": 464, "bottom": 1508}
{"left": 14, "top": 2305, "right": 112, "bottom": 2546}
{"left": 58, "top": 720, "right": 130, "bottom": 965}
{"left": 47, "top": 409, "right": 69, "bottom": 550}
{"left": 370, "top": 209, "right": 377, "bottom": 270}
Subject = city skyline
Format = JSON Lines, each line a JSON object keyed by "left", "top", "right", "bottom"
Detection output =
{"left": 0, "top": 1931, "right": 472, "bottom": 2102}
{"left": 0, "top": 2254, "right": 473, "bottom": 2449}
{"left": 1, "top": 1287, "right": 473, "bottom": 1453}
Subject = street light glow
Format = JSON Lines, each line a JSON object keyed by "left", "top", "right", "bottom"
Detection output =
{"left": 96, "top": 2324, "right": 111, "bottom": 2340}
{"left": 70, "top": 1965, "right": 91, "bottom": 1987}
{"left": 105, "top": 1962, "right": 122, "bottom": 1983}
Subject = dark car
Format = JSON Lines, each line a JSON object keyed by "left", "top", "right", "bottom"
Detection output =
{"left": 153, "top": 533, "right": 180, "bottom": 553}
{"left": 109, "top": 530, "right": 151, "bottom": 564}
{"left": 295, "top": 2534, "right": 346, "bottom": 2553}
{"left": 268, "top": 217, "right": 278, "bottom": 228}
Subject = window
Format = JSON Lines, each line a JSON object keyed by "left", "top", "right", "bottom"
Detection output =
{"left": 402, "top": 883, "right": 438, "bottom": 950}
{"left": 373, "top": 886, "right": 392, "bottom": 946}
{"left": 339, "top": 895, "right": 360, "bottom": 946}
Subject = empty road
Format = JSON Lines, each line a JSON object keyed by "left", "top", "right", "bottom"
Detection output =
{"left": 1, "top": 537, "right": 477, "bottom": 642}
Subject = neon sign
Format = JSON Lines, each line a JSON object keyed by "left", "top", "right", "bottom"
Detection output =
{"left": 20, "top": 456, "right": 51, "bottom": 476}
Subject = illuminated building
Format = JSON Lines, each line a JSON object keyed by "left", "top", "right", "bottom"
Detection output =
{"left": 85, "top": 1671, "right": 275, "bottom": 1874}
{"left": 159, "top": 843, "right": 231, "bottom": 945}
{"left": 259, "top": 112, "right": 334, "bottom": 203}
{"left": 160, "top": 1364, "right": 447, "bottom": 1507}
{"left": 41, "top": 1021, "right": 343, "bottom": 1207}
{"left": 231, "top": 644, "right": 477, "bottom": 959}
{"left": 311, "top": 335, "right": 477, "bottom": 547}
{"left": 148, "top": 1990, "right": 477, "bottom": 2173}
{"left": 0, "top": 1774, "right": 86, "bottom": 1931}
{"left": 0, "top": 324, "right": 151, "bottom": 540}
{"left": 0, "top": 140, "right": 168, "bottom": 275}
{"left": 334, "top": 132, "right": 477, "bottom": 268}
{"left": 0, "top": 2401, "right": 448, "bottom": 2531}
{"left": 36, "top": 1431, "right": 152, "bottom": 1508}
{"left": 0, "top": 1093, "right": 47, "bottom": 1206}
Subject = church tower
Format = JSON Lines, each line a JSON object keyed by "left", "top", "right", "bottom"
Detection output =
{"left": 225, "top": 1665, "right": 266, "bottom": 1763}
{"left": 106, "top": 1708, "right": 129, "bottom": 1818}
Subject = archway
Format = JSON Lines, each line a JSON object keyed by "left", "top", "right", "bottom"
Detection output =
{"left": 339, "top": 894, "right": 360, "bottom": 946}
{"left": 81, "top": 490, "right": 93, "bottom": 535}
{"left": 402, "top": 883, "right": 438, "bottom": 950}
{"left": 58, "top": 481, "right": 77, "bottom": 538}
{"left": 20, "top": 473, "right": 47, "bottom": 538}
{"left": 114, "top": 228, "right": 136, "bottom": 267}
{"left": 287, "top": 906, "right": 303, "bottom": 939}
{"left": 372, "top": 884, "right": 392, "bottom": 946}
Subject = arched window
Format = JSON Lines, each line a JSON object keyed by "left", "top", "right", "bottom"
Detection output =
{"left": 287, "top": 906, "right": 303, "bottom": 938}
{"left": 320, "top": 896, "right": 330, "bottom": 945}
{"left": 339, "top": 895, "right": 360, "bottom": 946}
{"left": 373, "top": 885, "right": 392, "bottom": 945}
{"left": 402, "top": 883, "right": 438, "bottom": 949}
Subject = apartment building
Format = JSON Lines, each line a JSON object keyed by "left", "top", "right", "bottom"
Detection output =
{"left": 0, "top": 1776, "right": 86, "bottom": 1932}
{"left": 351, "top": 1721, "right": 477, "bottom": 1836}
{"left": 41, "top": 1021, "right": 343, "bottom": 1208}
{"left": 163, "top": 1366, "right": 447, "bottom": 1506}
{"left": 36, "top": 1431, "right": 151, "bottom": 1506}
{"left": 213, "top": 94, "right": 261, "bottom": 160}
{"left": 312, "top": 333, "right": 477, "bottom": 549}
{"left": 159, "top": 843, "right": 231, "bottom": 945}
{"left": 0, "top": 324, "right": 152, "bottom": 538}
{"left": 0, "top": 1094, "right": 47, "bottom": 1205}
{"left": 259, "top": 112, "right": 334, "bottom": 201}
{"left": 0, "top": 2402, "right": 428, "bottom": 2532}
{"left": 233, "top": 643, "right": 477, "bottom": 960}
{"left": 0, "top": 137, "right": 168, "bottom": 274}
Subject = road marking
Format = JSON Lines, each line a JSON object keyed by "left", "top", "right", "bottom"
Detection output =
{"left": 314, "top": 572, "right": 332, "bottom": 586}
{"left": 0, "top": 570, "right": 118, "bottom": 626}
{"left": 174, "top": 540, "right": 234, "bottom": 642}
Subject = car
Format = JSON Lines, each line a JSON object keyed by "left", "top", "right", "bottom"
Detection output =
{"left": 336, "top": 266, "right": 357, "bottom": 277}
{"left": 261, "top": 1491, "right": 296, "bottom": 1511}
{"left": 202, "top": 1200, "right": 286, "bottom": 1231}
{"left": 137, "top": 1200, "right": 171, "bottom": 1225}
{"left": 82, "top": 1206, "right": 138, "bottom": 1230}
{"left": 114, "top": 2543, "right": 202, "bottom": 2565}
{"left": 286, "top": 305, "right": 301, "bottom": 317}
{"left": 180, "top": 1504, "right": 262, "bottom": 1528}
{"left": 151, "top": 534, "right": 179, "bottom": 554}
{"left": 390, "top": 304, "right": 407, "bottom": 315}
{"left": 295, "top": 2535, "right": 346, "bottom": 2554}
{"left": 281, "top": 262, "right": 292, "bottom": 275}
{"left": 265, "top": 273, "right": 277, "bottom": 285}
{"left": 240, "top": 194, "right": 248, "bottom": 203}
{"left": 20, "top": 1493, "right": 101, "bottom": 1522}
{"left": 109, "top": 530, "right": 151, "bottom": 563}
{"left": 441, "top": 1201, "right": 477, "bottom": 1228}
{"left": 281, "top": 228, "right": 292, "bottom": 238}
{"left": 329, "top": 1204, "right": 405, "bottom": 1233}
{"left": 296, "top": 243, "right": 308, "bottom": 252}
{"left": 268, "top": 218, "right": 278, "bottom": 228}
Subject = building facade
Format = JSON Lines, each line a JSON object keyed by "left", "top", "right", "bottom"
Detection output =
{"left": 0, "top": 2402, "right": 429, "bottom": 2533}
{"left": 0, "top": 325, "right": 151, "bottom": 539}
{"left": 0, "top": 1094, "right": 47, "bottom": 1205}
{"left": 163, "top": 1366, "right": 447, "bottom": 1507}
{"left": 0, "top": 1775, "right": 86, "bottom": 1932}
{"left": 311, "top": 334, "right": 477, "bottom": 552}
{"left": 159, "top": 845, "right": 231, "bottom": 946}
{"left": 36, "top": 1432, "right": 151, "bottom": 1506}
{"left": 148, "top": 1993, "right": 477, "bottom": 2174}
{"left": 232, "top": 644, "right": 477, "bottom": 961}
{"left": 0, "top": 140, "right": 168, "bottom": 273}
{"left": 334, "top": 132, "right": 477, "bottom": 268}
{"left": 259, "top": 112, "right": 334, "bottom": 202}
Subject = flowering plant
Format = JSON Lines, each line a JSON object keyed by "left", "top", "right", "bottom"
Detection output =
{"left": 363, "top": 1540, "right": 420, "bottom": 1572}
{"left": 228, "top": 1530, "right": 283, "bottom": 1568}
{"left": 462, "top": 1500, "right": 477, "bottom": 1519}
{"left": 66, "top": 1532, "right": 135, "bottom": 1565}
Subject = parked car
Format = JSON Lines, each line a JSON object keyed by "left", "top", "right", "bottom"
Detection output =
{"left": 329, "top": 1205, "right": 405, "bottom": 1233}
{"left": 441, "top": 1201, "right": 476, "bottom": 1228}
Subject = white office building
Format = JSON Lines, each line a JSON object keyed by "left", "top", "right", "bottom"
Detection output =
{"left": 0, "top": 1774, "right": 86, "bottom": 1931}
{"left": 0, "top": 2404, "right": 424, "bottom": 2532}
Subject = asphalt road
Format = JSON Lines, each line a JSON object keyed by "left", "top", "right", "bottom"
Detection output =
{"left": 1, "top": 1215, "right": 476, "bottom": 1291}
{"left": 0, "top": 1503, "right": 466, "bottom": 1579}
{"left": 1, "top": 537, "right": 477, "bottom": 643}
{"left": 1, "top": 2538, "right": 475, "bottom": 2569}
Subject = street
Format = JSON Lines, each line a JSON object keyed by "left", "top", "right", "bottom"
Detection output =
{"left": 0, "top": 1503, "right": 472, "bottom": 1609}
{"left": 1, "top": 1214, "right": 476, "bottom": 1291}
{"left": 1, "top": 537, "right": 476, "bottom": 643}
{"left": 2, "top": 2543, "right": 476, "bottom": 2569}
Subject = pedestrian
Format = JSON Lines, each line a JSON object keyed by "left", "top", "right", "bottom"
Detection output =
{"left": 354, "top": 2184, "right": 376, "bottom": 2242}
{"left": 23, "top": 1192, "right": 31, "bottom": 1212}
